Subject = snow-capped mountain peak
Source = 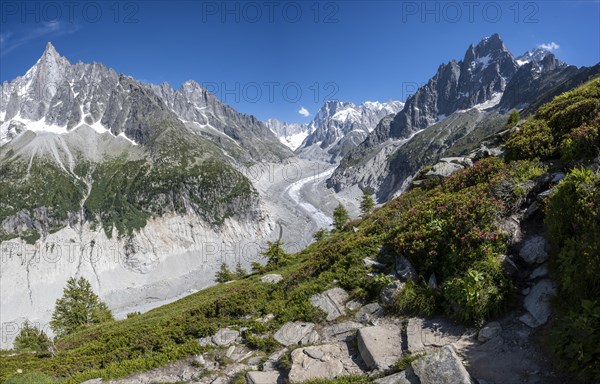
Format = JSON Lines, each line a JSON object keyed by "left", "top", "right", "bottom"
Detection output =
{"left": 516, "top": 47, "right": 554, "bottom": 66}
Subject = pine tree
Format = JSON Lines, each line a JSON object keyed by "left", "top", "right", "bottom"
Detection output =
{"left": 234, "top": 261, "right": 248, "bottom": 278}
{"left": 313, "top": 228, "right": 328, "bottom": 241}
{"left": 215, "top": 262, "right": 234, "bottom": 283}
{"left": 261, "top": 240, "right": 288, "bottom": 267}
{"left": 333, "top": 203, "right": 349, "bottom": 231}
{"left": 360, "top": 188, "right": 375, "bottom": 216}
{"left": 50, "top": 277, "right": 113, "bottom": 337}
{"left": 506, "top": 109, "right": 520, "bottom": 128}
{"left": 14, "top": 321, "right": 51, "bottom": 353}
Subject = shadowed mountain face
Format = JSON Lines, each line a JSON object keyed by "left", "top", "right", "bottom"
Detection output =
{"left": 327, "top": 34, "right": 598, "bottom": 200}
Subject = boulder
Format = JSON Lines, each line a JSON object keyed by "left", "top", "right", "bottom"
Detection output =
{"left": 288, "top": 343, "right": 363, "bottom": 383}
{"left": 380, "top": 281, "right": 405, "bottom": 306}
{"left": 310, "top": 287, "right": 350, "bottom": 321}
{"left": 520, "top": 279, "right": 556, "bottom": 327}
{"left": 273, "top": 322, "right": 318, "bottom": 346}
{"left": 406, "top": 318, "right": 469, "bottom": 353}
{"left": 411, "top": 345, "right": 474, "bottom": 384}
{"left": 529, "top": 264, "right": 548, "bottom": 280}
{"left": 345, "top": 299, "right": 364, "bottom": 311}
{"left": 197, "top": 336, "right": 215, "bottom": 347}
{"left": 262, "top": 348, "right": 287, "bottom": 371}
{"left": 519, "top": 236, "right": 549, "bottom": 265}
{"left": 81, "top": 380, "right": 103, "bottom": 384}
{"left": 357, "top": 325, "right": 403, "bottom": 371}
{"left": 375, "top": 369, "right": 419, "bottom": 384}
{"left": 426, "top": 161, "right": 465, "bottom": 178}
{"left": 260, "top": 274, "right": 283, "bottom": 284}
{"left": 477, "top": 322, "right": 502, "bottom": 342}
{"left": 246, "top": 371, "right": 282, "bottom": 384}
{"left": 212, "top": 328, "right": 240, "bottom": 346}
{"left": 322, "top": 321, "right": 363, "bottom": 342}
{"left": 395, "top": 256, "right": 418, "bottom": 282}
{"left": 355, "top": 303, "right": 385, "bottom": 324}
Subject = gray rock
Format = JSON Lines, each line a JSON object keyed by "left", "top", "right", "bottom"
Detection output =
{"left": 322, "top": 321, "right": 363, "bottom": 342}
{"left": 551, "top": 172, "right": 565, "bottom": 182}
{"left": 288, "top": 343, "right": 363, "bottom": 383}
{"left": 212, "top": 328, "right": 240, "bottom": 347}
{"left": 304, "top": 348, "right": 325, "bottom": 360}
{"left": 395, "top": 256, "right": 418, "bottom": 282}
{"left": 477, "top": 322, "right": 502, "bottom": 342}
{"left": 246, "top": 371, "right": 282, "bottom": 384}
{"left": 310, "top": 287, "right": 350, "bottom": 321}
{"left": 262, "top": 348, "right": 287, "bottom": 371}
{"left": 273, "top": 322, "right": 317, "bottom": 346}
{"left": 411, "top": 345, "right": 474, "bottom": 384}
{"left": 260, "top": 274, "right": 283, "bottom": 284}
{"left": 346, "top": 299, "right": 364, "bottom": 311}
{"left": 519, "top": 236, "right": 549, "bottom": 264}
{"left": 357, "top": 325, "right": 403, "bottom": 371}
{"left": 364, "top": 258, "right": 387, "bottom": 269}
{"left": 355, "top": 303, "right": 385, "bottom": 324}
{"left": 407, "top": 318, "right": 469, "bottom": 353}
{"left": 426, "top": 161, "right": 465, "bottom": 178}
{"left": 428, "top": 273, "right": 438, "bottom": 289}
{"left": 380, "top": 281, "right": 405, "bottom": 306}
{"left": 198, "top": 336, "right": 215, "bottom": 347}
{"left": 81, "top": 380, "right": 103, "bottom": 384}
{"left": 193, "top": 354, "right": 206, "bottom": 366}
{"left": 374, "top": 369, "right": 420, "bottom": 384}
{"left": 498, "top": 254, "right": 520, "bottom": 277}
{"left": 529, "top": 265, "right": 548, "bottom": 279}
{"left": 520, "top": 279, "right": 556, "bottom": 327}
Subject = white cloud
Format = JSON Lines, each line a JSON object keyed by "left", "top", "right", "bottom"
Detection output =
{"left": 538, "top": 42, "right": 560, "bottom": 51}
{"left": 298, "top": 107, "right": 310, "bottom": 117}
{"left": 1, "top": 22, "right": 80, "bottom": 57}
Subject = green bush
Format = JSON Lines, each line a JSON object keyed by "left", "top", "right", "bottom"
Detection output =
{"left": 442, "top": 257, "right": 512, "bottom": 324}
{"left": 14, "top": 321, "right": 51, "bottom": 354}
{"left": 505, "top": 119, "right": 555, "bottom": 160}
{"left": 393, "top": 280, "right": 437, "bottom": 317}
{"left": 546, "top": 168, "right": 600, "bottom": 381}
{"left": 546, "top": 168, "right": 600, "bottom": 299}
{"left": 560, "top": 121, "right": 600, "bottom": 164}
{"left": 551, "top": 300, "right": 600, "bottom": 381}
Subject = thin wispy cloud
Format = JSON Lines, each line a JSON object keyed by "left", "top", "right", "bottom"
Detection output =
{"left": 298, "top": 107, "right": 310, "bottom": 117}
{"left": 0, "top": 21, "right": 80, "bottom": 57}
{"left": 538, "top": 42, "right": 560, "bottom": 51}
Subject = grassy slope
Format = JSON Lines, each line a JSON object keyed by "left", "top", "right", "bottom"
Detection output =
{"left": 1, "top": 79, "right": 598, "bottom": 383}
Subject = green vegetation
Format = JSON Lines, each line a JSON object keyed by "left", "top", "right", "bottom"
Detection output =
{"left": 333, "top": 203, "right": 350, "bottom": 231}
{"left": 506, "top": 77, "right": 600, "bottom": 162}
{"left": 14, "top": 322, "right": 51, "bottom": 354}
{"left": 50, "top": 277, "right": 114, "bottom": 337}
{"left": 506, "top": 109, "right": 520, "bottom": 128}
{"left": 215, "top": 262, "right": 235, "bottom": 283}
{"left": 3, "top": 373, "right": 58, "bottom": 384}
{"left": 545, "top": 168, "right": 600, "bottom": 380}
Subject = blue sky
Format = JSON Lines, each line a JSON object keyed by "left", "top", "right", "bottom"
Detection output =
{"left": 1, "top": 1, "right": 599, "bottom": 122}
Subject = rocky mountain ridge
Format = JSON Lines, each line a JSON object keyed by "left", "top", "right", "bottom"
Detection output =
{"left": 327, "top": 34, "right": 598, "bottom": 201}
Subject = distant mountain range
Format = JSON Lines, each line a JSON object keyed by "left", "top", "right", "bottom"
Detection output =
{"left": 326, "top": 34, "right": 600, "bottom": 200}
